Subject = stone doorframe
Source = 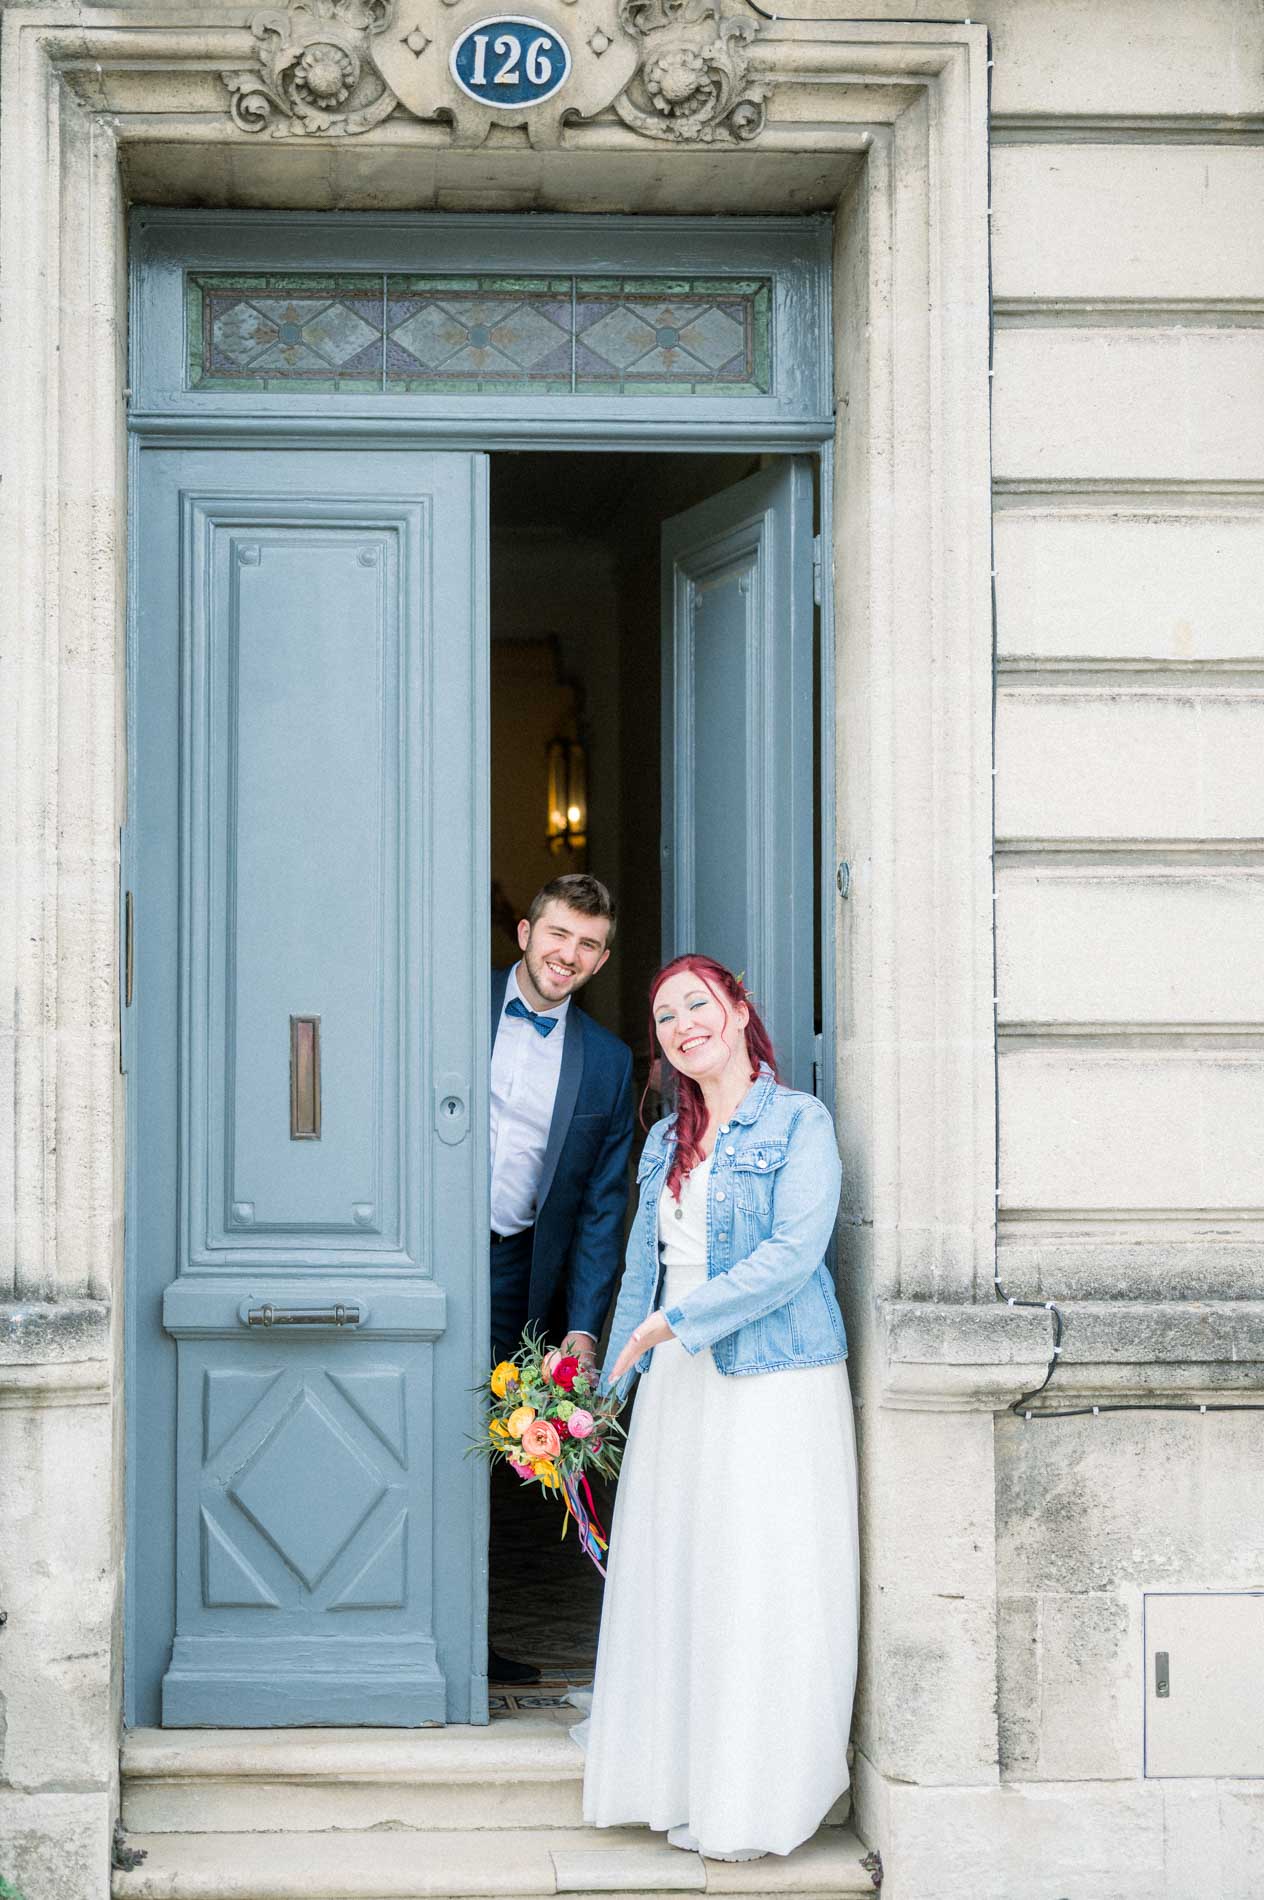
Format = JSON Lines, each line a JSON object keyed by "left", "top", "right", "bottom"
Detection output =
{"left": 0, "top": 0, "right": 1016, "bottom": 1873}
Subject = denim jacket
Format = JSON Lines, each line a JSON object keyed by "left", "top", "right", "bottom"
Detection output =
{"left": 600, "top": 1067, "right": 846, "bottom": 1400}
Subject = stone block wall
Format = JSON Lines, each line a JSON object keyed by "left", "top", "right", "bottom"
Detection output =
{"left": 845, "top": 3, "right": 1264, "bottom": 1896}
{"left": 851, "top": 3, "right": 1264, "bottom": 1894}
{"left": 0, "top": 1308, "right": 117, "bottom": 1900}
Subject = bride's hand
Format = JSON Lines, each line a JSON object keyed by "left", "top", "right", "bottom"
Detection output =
{"left": 607, "top": 1310, "right": 675, "bottom": 1387}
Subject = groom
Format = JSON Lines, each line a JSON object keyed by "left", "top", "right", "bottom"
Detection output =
{"left": 489, "top": 873, "right": 635, "bottom": 1683}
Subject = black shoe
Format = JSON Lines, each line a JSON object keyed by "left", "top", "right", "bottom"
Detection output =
{"left": 488, "top": 1647, "right": 541, "bottom": 1685}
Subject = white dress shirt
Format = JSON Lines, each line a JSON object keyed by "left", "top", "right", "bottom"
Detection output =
{"left": 489, "top": 964, "right": 570, "bottom": 1236}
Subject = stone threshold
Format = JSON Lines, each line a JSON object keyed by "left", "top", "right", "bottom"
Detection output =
{"left": 112, "top": 1824, "right": 874, "bottom": 1899}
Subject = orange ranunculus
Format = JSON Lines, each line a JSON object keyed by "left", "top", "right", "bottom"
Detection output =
{"left": 506, "top": 1405, "right": 537, "bottom": 1440}
{"left": 490, "top": 1360, "right": 519, "bottom": 1400}
{"left": 521, "top": 1418, "right": 561, "bottom": 1460}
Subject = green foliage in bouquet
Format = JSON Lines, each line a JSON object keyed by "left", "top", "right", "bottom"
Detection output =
{"left": 0, "top": 1876, "right": 29, "bottom": 1900}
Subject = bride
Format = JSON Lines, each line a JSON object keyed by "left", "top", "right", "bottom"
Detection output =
{"left": 581, "top": 954, "right": 859, "bottom": 1862}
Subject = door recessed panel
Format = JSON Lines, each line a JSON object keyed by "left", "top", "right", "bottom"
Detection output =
{"left": 187, "top": 502, "right": 415, "bottom": 1265}
{"left": 662, "top": 461, "right": 816, "bottom": 1091}
{"left": 689, "top": 558, "right": 755, "bottom": 981}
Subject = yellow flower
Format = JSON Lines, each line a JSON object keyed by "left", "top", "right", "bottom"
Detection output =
{"left": 490, "top": 1360, "right": 519, "bottom": 1400}
{"left": 488, "top": 1420, "right": 511, "bottom": 1442}
{"left": 506, "top": 1405, "right": 536, "bottom": 1440}
{"left": 532, "top": 1458, "right": 560, "bottom": 1487}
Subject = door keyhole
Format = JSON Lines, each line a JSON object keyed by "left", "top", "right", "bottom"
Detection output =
{"left": 435, "top": 1076, "right": 470, "bottom": 1146}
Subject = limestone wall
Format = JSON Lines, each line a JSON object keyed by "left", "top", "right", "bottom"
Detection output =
{"left": 857, "top": 2, "right": 1264, "bottom": 1894}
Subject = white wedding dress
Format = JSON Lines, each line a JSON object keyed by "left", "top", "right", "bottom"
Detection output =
{"left": 580, "top": 1152, "right": 860, "bottom": 1860}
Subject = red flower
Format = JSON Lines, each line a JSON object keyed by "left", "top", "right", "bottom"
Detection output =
{"left": 551, "top": 1355, "right": 581, "bottom": 1391}
{"left": 552, "top": 1415, "right": 570, "bottom": 1439}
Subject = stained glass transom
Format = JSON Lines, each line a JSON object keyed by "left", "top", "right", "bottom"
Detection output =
{"left": 187, "top": 273, "right": 772, "bottom": 395}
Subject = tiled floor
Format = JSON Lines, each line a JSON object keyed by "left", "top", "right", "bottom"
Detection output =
{"left": 488, "top": 1458, "right": 614, "bottom": 1711}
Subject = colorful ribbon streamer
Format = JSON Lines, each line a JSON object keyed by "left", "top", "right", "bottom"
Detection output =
{"left": 560, "top": 1470, "right": 610, "bottom": 1576}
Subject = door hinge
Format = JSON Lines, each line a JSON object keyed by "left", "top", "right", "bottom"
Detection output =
{"left": 812, "top": 534, "right": 822, "bottom": 606}
{"left": 812, "top": 1032, "right": 826, "bottom": 1101}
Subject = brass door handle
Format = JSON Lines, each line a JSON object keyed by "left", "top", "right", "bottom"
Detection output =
{"left": 244, "top": 1303, "right": 362, "bottom": 1328}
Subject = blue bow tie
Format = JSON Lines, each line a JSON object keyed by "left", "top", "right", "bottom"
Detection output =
{"left": 506, "top": 995, "right": 559, "bottom": 1038}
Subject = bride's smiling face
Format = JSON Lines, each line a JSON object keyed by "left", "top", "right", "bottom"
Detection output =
{"left": 652, "top": 971, "right": 749, "bottom": 1084}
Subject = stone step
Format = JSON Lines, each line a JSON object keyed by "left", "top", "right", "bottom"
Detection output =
{"left": 111, "top": 1824, "right": 876, "bottom": 1900}
{"left": 121, "top": 1721, "right": 589, "bottom": 1833}
{"left": 121, "top": 1725, "right": 851, "bottom": 1839}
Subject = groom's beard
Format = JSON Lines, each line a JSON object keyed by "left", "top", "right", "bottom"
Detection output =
{"left": 522, "top": 942, "right": 588, "bottom": 1006}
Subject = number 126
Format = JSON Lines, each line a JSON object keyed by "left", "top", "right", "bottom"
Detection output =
{"left": 469, "top": 32, "right": 555, "bottom": 87}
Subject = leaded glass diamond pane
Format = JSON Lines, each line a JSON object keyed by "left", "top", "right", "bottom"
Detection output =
{"left": 187, "top": 272, "right": 772, "bottom": 395}
{"left": 189, "top": 274, "right": 384, "bottom": 391}
{"left": 387, "top": 280, "right": 572, "bottom": 390}
{"left": 575, "top": 278, "right": 767, "bottom": 390}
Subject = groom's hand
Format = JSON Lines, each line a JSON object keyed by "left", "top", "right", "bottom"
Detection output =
{"left": 563, "top": 1331, "right": 599, "bottom": 1379}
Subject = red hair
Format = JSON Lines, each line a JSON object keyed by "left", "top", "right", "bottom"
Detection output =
{"left": 644, "top": 954, "right": 781, "bottom": 1202}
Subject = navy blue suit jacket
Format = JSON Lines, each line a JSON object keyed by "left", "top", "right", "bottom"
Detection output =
{"left": 491, "top": 968, "right": 636, "bottom": 1341}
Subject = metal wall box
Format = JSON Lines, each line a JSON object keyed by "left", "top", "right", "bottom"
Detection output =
{"left": 1144, "top": 1593, "right": 1264, "bottom": 1778}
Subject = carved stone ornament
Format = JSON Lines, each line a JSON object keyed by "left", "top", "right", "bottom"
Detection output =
{"left": 224, "top": 0, "right": 399, "bottom": 135}
{"left": 371, "top": 0, "right": 639, "bottom": 148}
{"left": 222, "top": 0, "right": 767, "bottom": 145}
{"left": 613, "top": 0, "right": 768, "bottom": 143}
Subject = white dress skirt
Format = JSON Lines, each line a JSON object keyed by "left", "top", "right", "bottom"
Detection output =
{"left": 580, "top": 1153, "right": 860, "bottom": 1860}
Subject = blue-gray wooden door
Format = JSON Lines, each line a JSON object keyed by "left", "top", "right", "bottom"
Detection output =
{"left": 129, "top": 447, "right": 489, "bottom": 1727}
{"left": 661, "top": 460, "right": 817, "bottom": 1091}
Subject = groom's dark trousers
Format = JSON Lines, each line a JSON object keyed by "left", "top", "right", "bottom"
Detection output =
{"left": 490, "top": 1227, "right": 535, "bottom": 1363}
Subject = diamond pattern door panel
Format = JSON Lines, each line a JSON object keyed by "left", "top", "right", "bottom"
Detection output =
{"left": 167, "top": 1340, "right": 441, "bottom": 1724}
{"left": 228, "top": 1386, "right": 388, "bottom": 1592}
{"left": 199, "top": 1361, "right": 413, "bottom": 1611}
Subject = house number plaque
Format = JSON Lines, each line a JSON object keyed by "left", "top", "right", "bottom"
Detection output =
{"left": 224, "top": 0, "right": 767, "bottom": 149}
{"left": 450, "top": 17, "right": 572, "bottom": 110}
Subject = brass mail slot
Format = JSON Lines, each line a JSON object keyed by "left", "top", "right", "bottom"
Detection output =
{"left": 289, "top": 1015, "right": 321, "bottom": 1139}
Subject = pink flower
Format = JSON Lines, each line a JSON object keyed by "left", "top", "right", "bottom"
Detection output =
{"left": 521, "top": 1418, "right": 561, "bottom": 1459}
{"left": 541, "top": 1349, "right": 562, "bottom": 1382}
{"left": 508, "top": 1458, "right": 534, "bottom": 1480}
{"left": 566, "top": 1408, "right": 595, "bottom": 1439}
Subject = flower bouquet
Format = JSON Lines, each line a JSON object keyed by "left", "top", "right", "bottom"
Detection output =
{"left": 478, "top": 1330, "right": 626, "bottom": 1574}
